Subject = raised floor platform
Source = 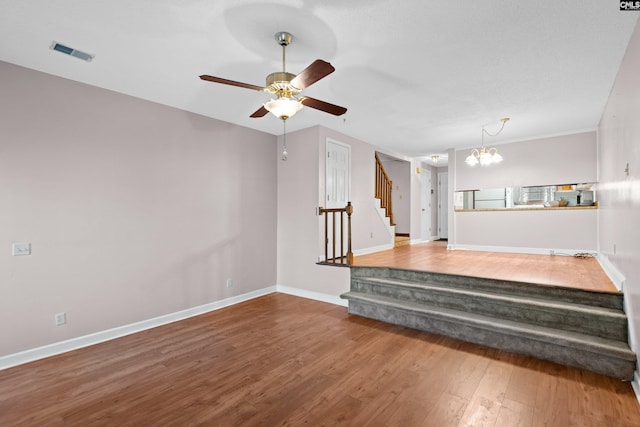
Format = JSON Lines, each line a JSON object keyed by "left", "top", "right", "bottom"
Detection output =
{"left": 352, "top": 240, "right": 617, "bottom": 293}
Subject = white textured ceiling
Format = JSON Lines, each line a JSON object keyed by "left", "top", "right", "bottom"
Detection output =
{"left": 1, "top": 1, "right": 637, "bottom": 161}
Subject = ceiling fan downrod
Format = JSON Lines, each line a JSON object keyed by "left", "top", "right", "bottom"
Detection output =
{"left": 275, "top": 31, "right": 293, "bottom": 73}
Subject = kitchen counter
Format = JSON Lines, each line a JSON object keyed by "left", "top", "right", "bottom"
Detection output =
{"left": 455, "top": 204, "right": 597, "bottom": 212}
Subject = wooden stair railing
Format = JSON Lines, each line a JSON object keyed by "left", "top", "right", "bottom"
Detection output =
{"left": 374, "top": 153, "right": 395, "bottom": 225}
{"left": 318, "top": 202, "right": 354, "bottom": 266}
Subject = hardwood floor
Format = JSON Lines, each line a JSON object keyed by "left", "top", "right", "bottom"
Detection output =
{"left": 1, "top": 293, "right": 639, "bottom": 426}
{"left": 353, "top": 241, "right": 618, "bottom": 293}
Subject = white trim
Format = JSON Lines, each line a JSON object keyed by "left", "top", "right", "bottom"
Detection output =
{"left": 0, "top": 286, "right": 276, "bottom": 371}
{"left": 596, "top": 253, "right": 626, "bottom": 292}
{"left": 353, "top": 243, "right": 394, "bottom": 256}
{"left": 413, "top": 237, "right": 440, "bottom": 244}
{"left": 276, "top": 285, "right": 348, "bottom": 307}
{"left": 437, "top": 172, "right": 449, "bottom": 239}
{"left": 451, "top": 244, "right": 598, "bottom": 257}
{"left": 373, "top": 198, "right": 395, "bottom": 238}
{"left": 632, "top": 372, "right": 640, "bottom": 406}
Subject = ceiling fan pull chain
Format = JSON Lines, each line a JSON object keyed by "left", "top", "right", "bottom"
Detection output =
{"left": 282, "top": 119, "right": 288, "bottom": 161}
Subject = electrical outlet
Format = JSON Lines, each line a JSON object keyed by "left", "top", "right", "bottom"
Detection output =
{"left": 226, "top": 279, "right": 233, "bottom": 288}
{"left": 55, "top": 312, "right": 66, "bottom": 326}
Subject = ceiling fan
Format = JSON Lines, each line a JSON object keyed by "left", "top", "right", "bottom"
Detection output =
{"left": 200, "top": 31, "right": 347, "bottom": 121}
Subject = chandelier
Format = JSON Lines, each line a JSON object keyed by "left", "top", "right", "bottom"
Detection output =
{"left": 465, "top": 118, "right": 510, "bottom": 167}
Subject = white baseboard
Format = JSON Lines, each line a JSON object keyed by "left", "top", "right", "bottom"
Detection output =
{"left": 451, "top": 244, "right": 597, "bottom": 257}
{"left": 0, "top": 286, "right": 277, "bottom": 372}
{"left": 632, "top": 372, "right": 640, "bottom": 406}
{"left": 410, "top": 238, "right": 430, "bottom": 245}
{"left": 353, "top": 243, "right": 394, "bottom": 256}
{"left": 407, "top": 237, "right": 442, "bottom": 244}
{"left": 277, "top": 285, "right": 348, "bottom": 307}
{"left": 596, "top": 253, "right": 626, "bottom": 292}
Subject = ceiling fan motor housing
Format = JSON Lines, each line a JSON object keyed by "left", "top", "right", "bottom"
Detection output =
{"left": 265, "top": 72, "right": 300, "bottom": 96}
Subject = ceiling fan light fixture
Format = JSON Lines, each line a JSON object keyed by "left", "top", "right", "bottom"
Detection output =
{"left": 264, "top": 97, "right": 303, "bottom": 120}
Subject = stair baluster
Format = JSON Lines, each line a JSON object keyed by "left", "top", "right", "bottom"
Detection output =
{"left": 318, "top": 202, "right": 353, "bottom": 266}
{"left": 375, "top": 153, "right": 395, "bottom": 225}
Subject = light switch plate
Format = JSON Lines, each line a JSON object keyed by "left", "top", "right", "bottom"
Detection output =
{"left": 12, "top": 242, "right": 31, "bottom": 256}
{"left": 55, "top": 312, "right": 66, "bottom": 326}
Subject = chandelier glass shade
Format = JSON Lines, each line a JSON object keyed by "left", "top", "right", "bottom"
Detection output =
{"left": 264, "top": 97, "right": 303, "bottom": 120}
{"left": 465, "top": 118, "right": 509, "bottom": 167}
{"left": 465, "top": 146, "right": 503, "bottom": 166}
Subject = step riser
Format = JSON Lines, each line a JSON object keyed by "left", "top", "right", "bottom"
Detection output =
{"left": 349, "top": 300, "right": 636, "bottom": 381}
{"left": 351, "top": 267, "right": 624, "bottom": 309}
{"left": 351, "top": 280, "right": 628, "bottom": 341}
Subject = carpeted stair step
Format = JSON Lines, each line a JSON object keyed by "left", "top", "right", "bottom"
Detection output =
{"left": 351, "top": 267, "right": 624, "bottom": 309}
{"left": 343, "top": 292, "right": 636, "bottom": 381}
{"left": 349, "top": 276, "right": 628, "bottom": 341}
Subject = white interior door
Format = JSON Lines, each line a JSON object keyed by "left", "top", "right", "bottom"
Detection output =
{"left": 326, "top": 139, "right": 350, "bottom": 208}
{"left": 438, "top": 172, "right": 449, "bottom": 239}
{"left": 420, "top": 171, "right": 431, "bottom": 240}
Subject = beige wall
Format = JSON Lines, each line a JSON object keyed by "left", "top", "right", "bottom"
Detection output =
{"left": 0, "top": 61, "right": 277, "bottom": 357}
{"left": 450, "top": 132, "right": 598, "bottom": 252}
{"left": 598, "top": 21, "right": 640, "bottom": 380}
{"left": 276, "top": 126, "right": 352, "bottom": 298}
{"left": 454, "top": 131, "right": 597, "bottom": 191}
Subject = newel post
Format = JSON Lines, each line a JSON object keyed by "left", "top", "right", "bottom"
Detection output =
{"left": 346, "top": 201, "right": 354, "bottom": 265}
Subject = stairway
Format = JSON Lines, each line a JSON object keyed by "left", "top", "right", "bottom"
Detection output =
{"left": 394, "top": 234, "right": 411, "bottom": 247}
{"left": 341, "top": 266, "right": 636, "bottom": 380}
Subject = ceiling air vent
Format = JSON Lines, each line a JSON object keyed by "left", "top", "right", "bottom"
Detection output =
{"left": 50, "top": 41, "right": 94, "bottom": 62}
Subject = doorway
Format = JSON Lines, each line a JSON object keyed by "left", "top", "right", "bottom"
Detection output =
{"left": 438, "top": 172, "right": 448, "bottom": 239}
{"left": 420, "top": 170, "right": 432, "bottom": 241}
{"left": 325, "top": 138, "right": 351, "bottom": 208}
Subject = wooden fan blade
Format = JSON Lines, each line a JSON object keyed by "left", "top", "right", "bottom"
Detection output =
{"left": 199, "top": 75, "right": 264, "bottom": 91}
{"left": 290, "top": 60, "right": 335, "bottom": 90}
{"left": 299, "top": 97, "right": 347, "bottom": 116}
{"left": 250, "top": 106, "right": 269, "bottom": 118}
